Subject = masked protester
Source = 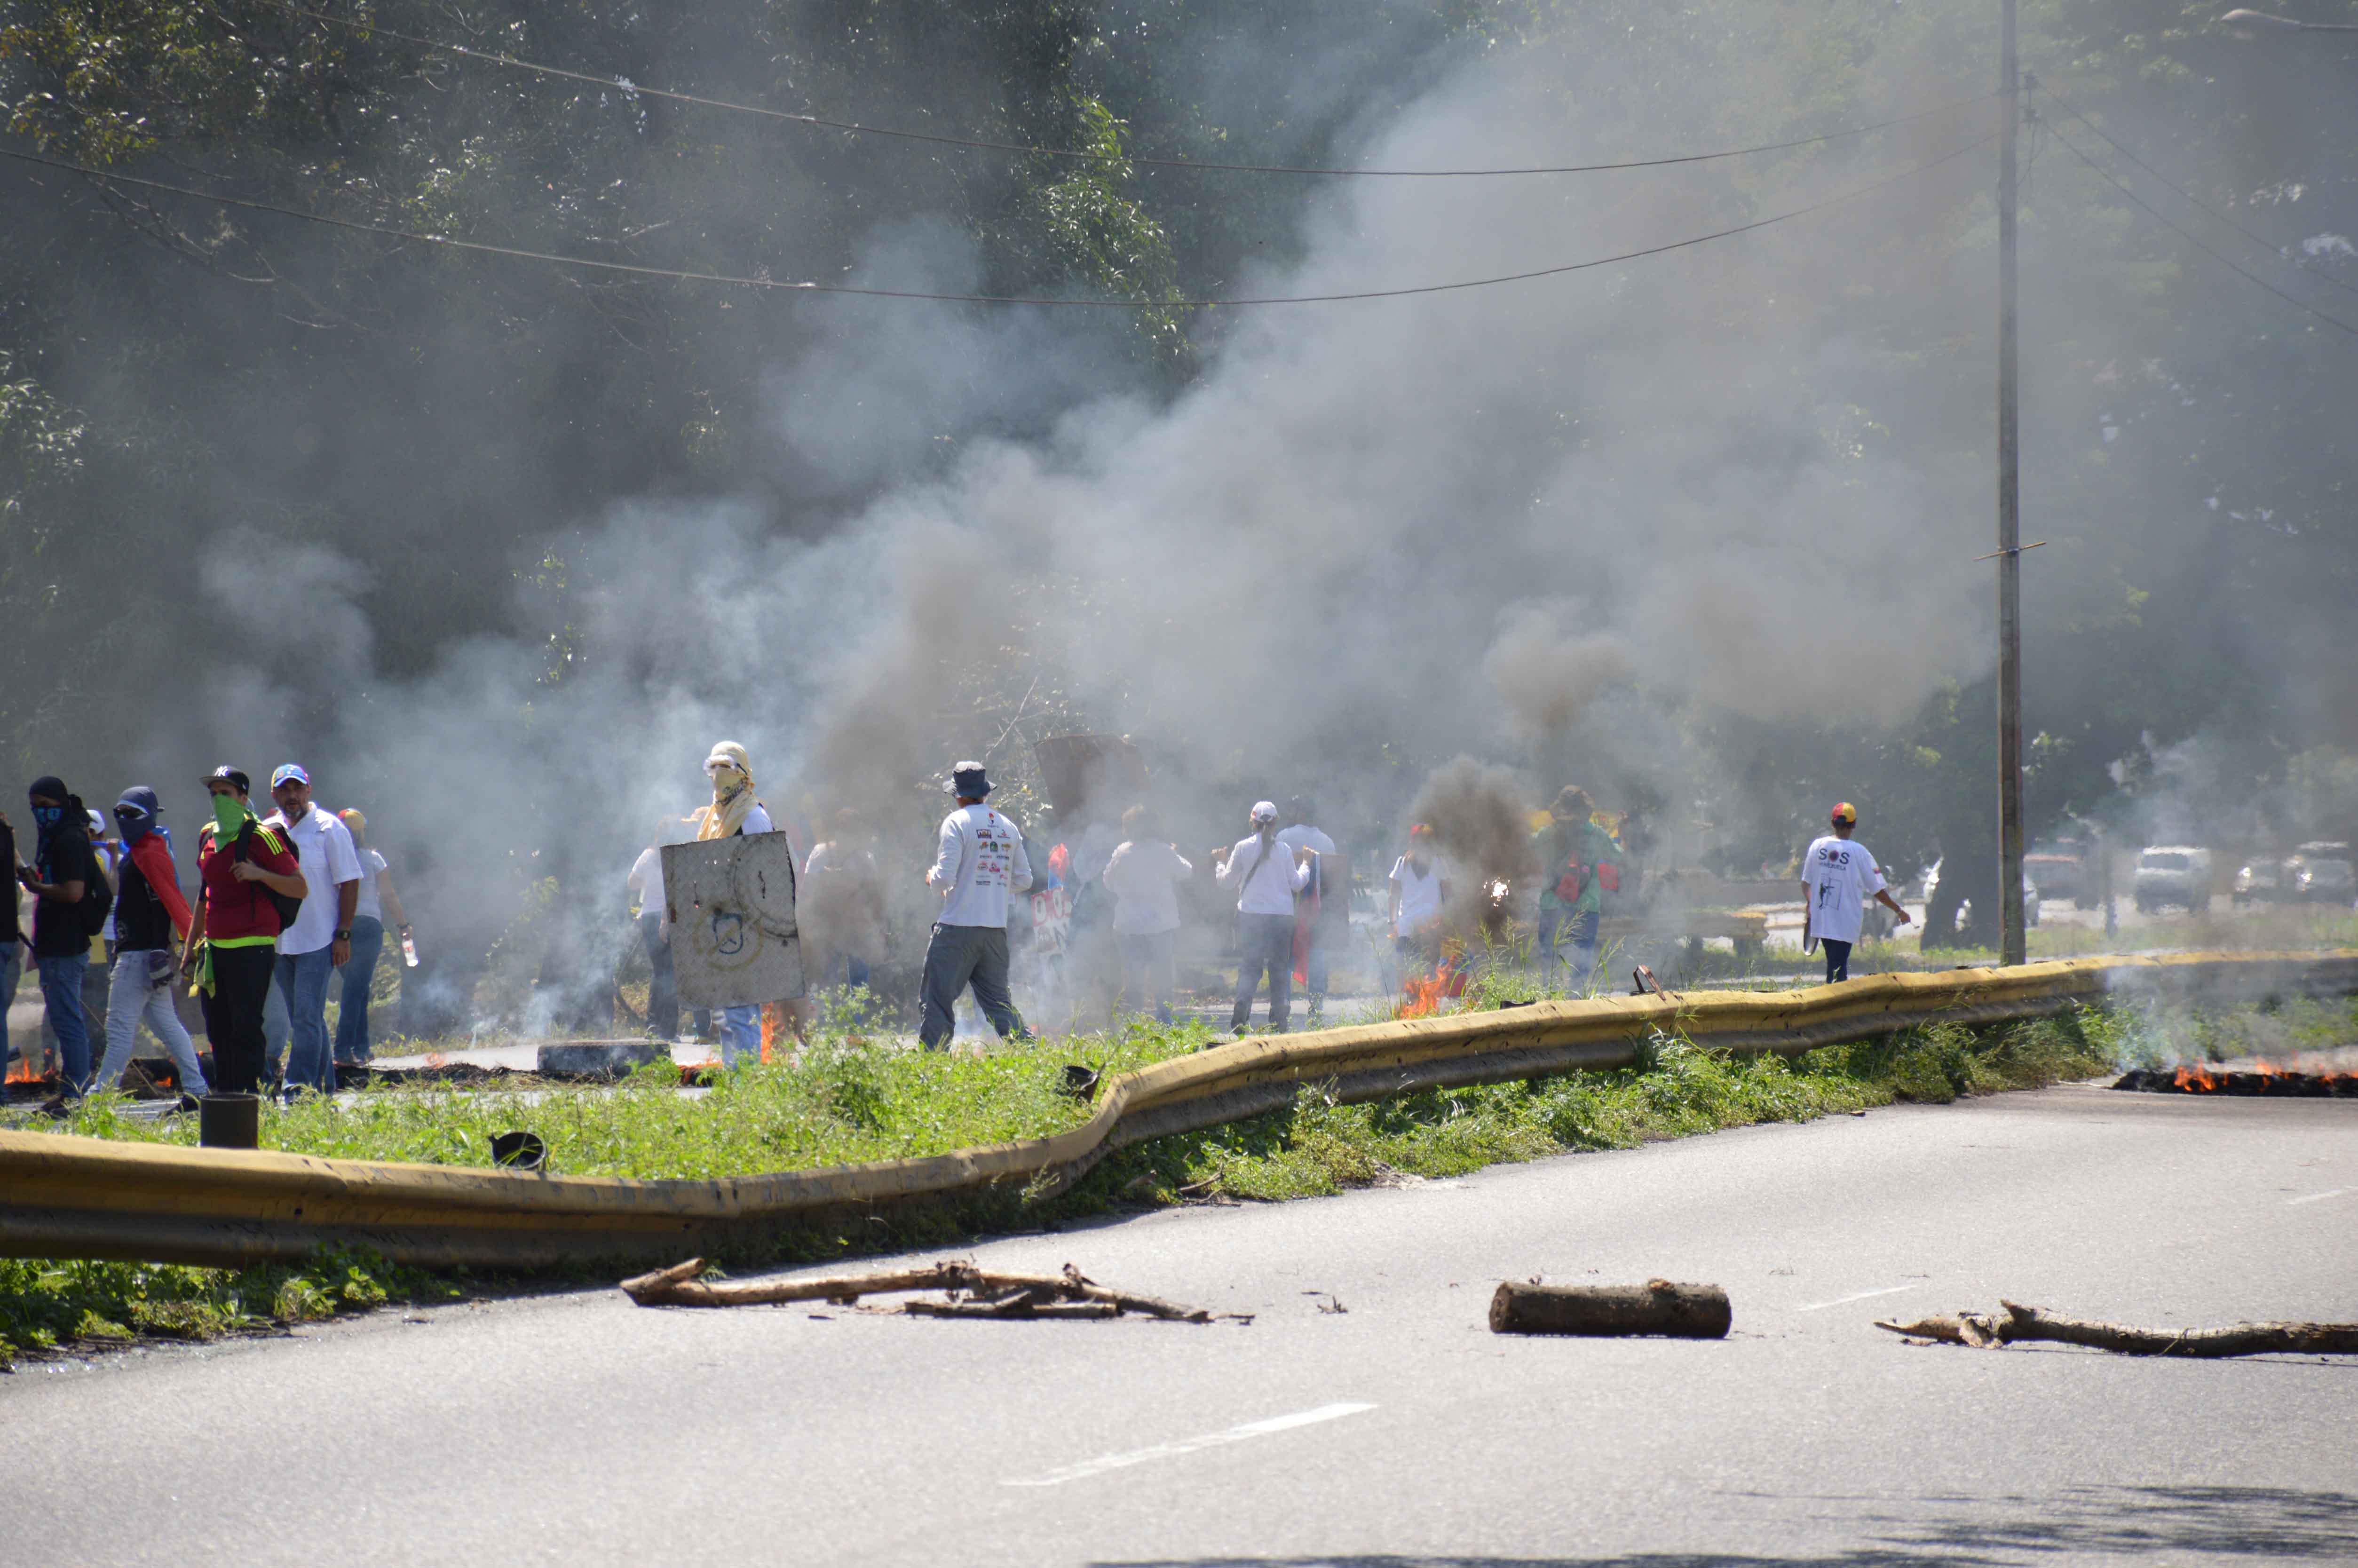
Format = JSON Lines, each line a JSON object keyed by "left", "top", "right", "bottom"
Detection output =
{"left": 0, "top": 804, "right": 24, "bottom": 1081}
{"left": 690, "top": 742, "right": 806, "bottom": 1065}
{"left": 17, "top": 776, "right": 102, "bottom": 1109}
{"left": 183, "top": 768, "right": 306, "bottom": 1097}
{"left": 1215, "top": 800, "right": 1313, "bottom": 1034}
{"left": 87, "top": 787, "right": 209, "bottom": 1099}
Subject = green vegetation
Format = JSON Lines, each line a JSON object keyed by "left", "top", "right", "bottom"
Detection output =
{"left": 16, "top": 983, "right": 2326, "bottom": 1369}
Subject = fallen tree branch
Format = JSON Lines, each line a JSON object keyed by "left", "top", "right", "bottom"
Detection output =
{"left": 619, "top": 1257, "right": 1246, "bottom": 1323}
{"left": 1877, "top": 1301, "right": 2358, "bottom": 1357}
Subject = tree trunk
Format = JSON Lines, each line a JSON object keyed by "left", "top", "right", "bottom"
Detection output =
{"left": 1489, "top": 1279, "right": 1730, "bottom": 1338}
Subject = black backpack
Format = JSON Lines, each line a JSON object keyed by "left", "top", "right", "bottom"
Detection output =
{"left": 78, "top": 843, "right": 114, "bottom": 937}
{"left": 232, "top": 821, "right": 307, "bottom": 929}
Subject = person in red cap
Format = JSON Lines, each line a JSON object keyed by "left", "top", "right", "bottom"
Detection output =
{"left": 1801, "top": 802, "right": 1911, "bottom": 983}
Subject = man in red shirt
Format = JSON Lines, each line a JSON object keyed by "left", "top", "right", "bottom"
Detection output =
{"left": 182, "top": 767, "right": 305, "bottom": 1096}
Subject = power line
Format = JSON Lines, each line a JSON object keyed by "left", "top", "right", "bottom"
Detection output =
{"left": 2041, "top": 123, "right": 2358, "bottom": 337}
{"left": 2037, "top": 79, "right": 2358, "bottom": 298}
{"left": 253, "top": 0, "right": 1994, "bottom": 180}
{"left": 0, "top": 132, "right": 1996, "bottom": 308}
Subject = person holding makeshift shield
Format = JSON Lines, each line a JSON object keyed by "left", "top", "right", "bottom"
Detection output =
{"left": 690, "top": 741, "right": 805, "bottom": 1065}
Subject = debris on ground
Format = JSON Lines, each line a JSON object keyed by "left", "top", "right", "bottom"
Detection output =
{"left": 1489, "top": 1278, "right": 1732, "bottom": 1338}
{"left": 1876, "top": 1301, "right": 2358, "bottom": 1357}
{"left": 619, "top": 1258, "right": 1250, "bottom": 1323}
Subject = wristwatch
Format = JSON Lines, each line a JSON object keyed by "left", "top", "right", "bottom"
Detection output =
{"left": 334, "top": 928, "right": 353, "bottom": 941}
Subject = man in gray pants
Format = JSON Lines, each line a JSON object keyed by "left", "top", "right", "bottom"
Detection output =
{"left": 918, "top": 761, "right": 1034, "bottom": 1050}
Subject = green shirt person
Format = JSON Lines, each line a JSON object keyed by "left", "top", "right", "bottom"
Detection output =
{"left": 1532, "top": 786, "right": 1621, "bottom": 987}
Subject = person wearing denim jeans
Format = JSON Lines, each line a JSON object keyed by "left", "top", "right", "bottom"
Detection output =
{"left": 332, "top": 809, "right": 405, "bottom": 1065}
{"left": 87, "top": 786, "right": 209, "bottom": 1098}
{"left": 261, "top": 765, "right": 361, "bottom": 1098}
{"left": 20, "top": 776, "right": 101, "bottom": 1104}
{"left": 1215, "top": 802, "right": 1313, "bottom": 1035}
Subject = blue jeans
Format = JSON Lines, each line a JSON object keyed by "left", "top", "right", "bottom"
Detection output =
{"left": 94, "top": 948, "right": 209, "bottom": 1096}
{"left": 718, "top": 1006, "right": 761, "bottom": 1067}
{"left": 0, "top": 942, "right": 20, "bottom": 1077}
{"left": 275, "top": 946, "right": 337, "bottom": 1093}
{"left": 335, "top": 918, "right": 385, "bottom": 1063}
{"left": 262, "top": 971, "right": 291, "bottom": 1078}
{"left": 1539, "top": 905, "right": 1600, "bottom": 989}
{"left": 36, "top": 951, "right": 92, "bottom": 1092}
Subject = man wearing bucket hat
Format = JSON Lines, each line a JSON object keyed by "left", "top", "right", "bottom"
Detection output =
{"left": 918, "top": 760, "right": 1033, "bottom": 1049}
{"left": 1800, "top": 801, "right": 1911, "bottom": 984}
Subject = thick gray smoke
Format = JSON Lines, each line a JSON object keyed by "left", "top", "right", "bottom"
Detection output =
{"left": 129, "top": 16, "right": 2018, "bottom": 1026}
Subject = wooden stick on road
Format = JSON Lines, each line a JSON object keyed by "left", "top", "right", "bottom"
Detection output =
{"left": 619, "top": 1257, "right": 1242, "bottom": 1323}
{"left": 1877, "top": 1301, "right": 2358, "bottom": 1357}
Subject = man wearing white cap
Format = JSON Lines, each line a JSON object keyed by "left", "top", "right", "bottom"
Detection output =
{"left": 919, "top": 760, "right": 1033, "bottom": 1049}
{"left": 262, "top": 762, "right": 362, "bottom": 1099}
{"left": 1214, "top": 800, "right": 1313, "bottom": 1034}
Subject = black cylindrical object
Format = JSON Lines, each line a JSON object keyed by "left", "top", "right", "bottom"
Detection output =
{"left": 491, "top": 1131, "right": 546, "bottom": 1171}
{"left": 198, "top": 1093, "right": 261, "bottom": 1150}
{"left": 1489, "top": 1278, "right": 1731, "bottom": 1338}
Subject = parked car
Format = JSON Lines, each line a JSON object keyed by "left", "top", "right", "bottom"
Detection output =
{"left": 2133, "top": 846, "right": 2213, "bottom": 914}
{"left": 2232, "top": 858, "right": 2287, "bottom": 906}
{"left": 1915, "top": 859, "right": 2040, "bottom": 930}
{"left": 2287, "top": 842, "right": 2356, "bottom": 905}
{"left": 2025, "top": 841, "right": 2090, "bottom": 909}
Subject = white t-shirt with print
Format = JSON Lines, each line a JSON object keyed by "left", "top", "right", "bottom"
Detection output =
{"left": 928, "top": 804, "right": 1034, "bottom": 927}
{"left": 1801, "top": 834, "right": 1887, "bottom": 945}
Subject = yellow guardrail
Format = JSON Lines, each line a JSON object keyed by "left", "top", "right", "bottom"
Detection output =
{"left": 3, "top": 951, "right": 2352, "bottom": 1272}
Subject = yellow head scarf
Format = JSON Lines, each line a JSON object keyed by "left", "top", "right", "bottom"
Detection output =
{"left": 696, "top": 741, "right": 758, "bottom": 841}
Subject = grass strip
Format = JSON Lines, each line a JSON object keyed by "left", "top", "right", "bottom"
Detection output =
{"left": 6, "top": 991, "right": 2351, "bottom": 1368}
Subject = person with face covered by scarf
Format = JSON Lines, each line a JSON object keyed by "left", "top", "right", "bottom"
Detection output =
{"left": 182, "top": 767, "right": 304, "bottom": 1096}
{"left": 18, "top": 776, "right": 101, "bottom": 1101}
{"left": 87, "top": 787, "right": 210, "bottom": 1098}
{"left": 688, "top": 742, "right": 806, "bottom": 1065}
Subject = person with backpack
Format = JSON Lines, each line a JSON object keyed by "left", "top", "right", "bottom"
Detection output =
{"left": 261, "top": 764, "right": 362, "bottom": 1099}
{"left": 87, "top": 786, "right": 209, "bottom": 1099}
{"left": 17, "top": 776, "right": 107, "bottom": 1107}
{"left": 1214, "top": 800, "right": 1314, "bottom": 1034}
{"left": 0, "top": 806, "right": 24, "bottom": 1081}
{"left": 1531, "top": 785, "right": 1622, "bottom": 992}
{"left": 183, "top": 767, "right": 306, "bottom": 1097}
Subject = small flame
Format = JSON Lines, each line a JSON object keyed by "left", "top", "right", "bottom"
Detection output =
{"left": 2173, "top": 1061, "right": 2217, "bottom": 1092}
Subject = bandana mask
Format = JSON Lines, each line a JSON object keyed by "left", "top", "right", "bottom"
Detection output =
{"left": 31, "top": 803, "right": 63, "bottom": 830}
{"left": 212, "top": 793, "right": 256, "bottom": 838}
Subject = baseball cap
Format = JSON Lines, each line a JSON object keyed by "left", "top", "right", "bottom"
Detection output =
{"left": 86, "top": 808, "right": 107, "bottom": 835}
{"left": 338, "top": 808, "right": 368, "bottom": 836}
{"left": 1250, "top": 800, "right": 1278, "bottom": 824}
{"left": 202, "top": 765, "right": 251, "bottom": 793}
{"left": 1831, "top": 801, "right": 1857, "bottom": 825}
{"left": 271, "top": 763, "right": 310, "bottom": 789}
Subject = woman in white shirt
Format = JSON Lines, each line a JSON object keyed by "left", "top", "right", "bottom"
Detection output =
{"left": 1101, "top": 806, "right": 1193, "bottom": 1025}
{"left": 1213, "top": 800, "right": 1312, "bottom": 1034}
{"left": 1387, "top": 824, "right": 1453, "bottom": 988}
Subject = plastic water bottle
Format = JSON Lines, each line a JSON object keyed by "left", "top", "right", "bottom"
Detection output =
{"left": 401, "top": 929, "right": 420, "bottom": 968}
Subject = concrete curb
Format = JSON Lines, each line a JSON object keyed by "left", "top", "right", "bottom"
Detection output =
{"left": 3, "top": 950, "right": 2351, "bottom": 1271}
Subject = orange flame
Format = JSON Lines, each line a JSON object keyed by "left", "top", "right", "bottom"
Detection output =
{"left": 2172, "top": 1061, "right": 2217, "bottom": 1092}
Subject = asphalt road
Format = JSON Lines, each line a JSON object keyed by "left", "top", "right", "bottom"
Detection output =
{"left": 8, "top": 1085, "right": 2356, "bottom": 1567}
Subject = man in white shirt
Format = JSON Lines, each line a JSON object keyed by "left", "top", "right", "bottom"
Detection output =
{"left": 1275, "top": 797, "right": 1340, "bottom": 1025}
{"left": 1800, "top": 801, "right": 1912, "bottom": 983}
{"left": 1102, "top": 805, "right": 1194, "bottom": 1024}
{"left": 263, "top": 763, "right": 362, "bottom": 1099}
{"left": 919, "top": 761, "right": 1034, "bottom": 1049}
{"left": 1215, "top": 800, "right": 1313, "bottom": 1034}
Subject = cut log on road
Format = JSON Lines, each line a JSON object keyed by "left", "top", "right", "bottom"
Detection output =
{"left": 1876, "top": 1301, "right": 2358, "bottom": 1357}
{"left": 619, "top": 1257, "right": 1242, "bottom": 1323}
{"left": 1489, "top": 1279, "right": 1732, "bottom": 1338}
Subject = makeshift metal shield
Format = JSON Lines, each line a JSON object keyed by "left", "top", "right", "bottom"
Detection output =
{"left": 662, "top": 832, "right": 804, "bottom": 1008}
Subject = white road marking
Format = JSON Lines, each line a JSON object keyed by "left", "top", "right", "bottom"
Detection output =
{"left": 2287, "top": 1188, "right": 2350, "bottom": 1207}
{"left": 1003, "top": 1402, "right": 1376, "bottom": 1487}
{"left": 1797, "top": 1283, "right": 1920, "bottom": 1313}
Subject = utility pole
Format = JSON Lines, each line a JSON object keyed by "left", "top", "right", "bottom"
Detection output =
{"left": 1995, "top": 0, "right": 2027, "bottom": 966}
